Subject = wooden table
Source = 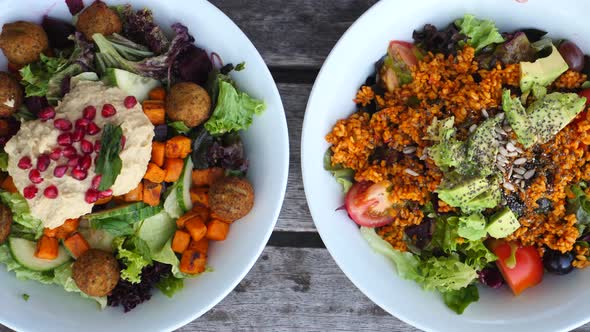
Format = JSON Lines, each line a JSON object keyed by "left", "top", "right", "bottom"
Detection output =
{"left": 3, "top": 1, "right": 590, "bottom": 331}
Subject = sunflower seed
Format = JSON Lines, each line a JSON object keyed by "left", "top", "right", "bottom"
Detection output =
{"left": 495, "top": 127, "right": 507, "bottom": 136}
{"left": 524, "top": 169, "right": 535, "bottom": 179}
{"left": 498, "top": 140, "right": 507, "bottom": 145}
{"left": 503, "top": 182, "right": 516, "bottom": 191}
{"left": 469, "top": 124, "right": 477, "bottom": 133}
{"left": 499, "top": 146, "right": 509, "bottom": 156}
{"left": 513, "top": 173, "right": 524, "bottom": 179}
{"left": 482, "top": 109, "right": 489, "bottom": 118}
{"left": 403, "top": 146, "right": 417, "bottom": 154}
{"left": 503, "top": 125, "right": 513, "bottom": 132}
{"left": 497, "top": 154, "right": 508, "bottom": 163}
{"left": 513, "top": 167, "right": 526, "bottom": 175}
{"left": 497, "top": 164, "right": 506, "bottom": 173}
{"left": 404, "top": 168, "right": 419, "bottom": 176}
{"left": 506, "top": 142, "right": 516, "bottom": 152}
{"left": 508, "top": 166, "right": 513, "bottom": 178}
{"left": 515, "top": 147, "right": 524, "bottom": 154}
{"left": 513, "top": 158, "right": 527, "bottom": 165}
{"left": 520, "top": 181, "right": 526, "bottom": 188}
{"left": 506, "top": 152, "right": 518, "bottom": 157}
{"left": 496, "top": 112, "right": 505, "bottom": 120}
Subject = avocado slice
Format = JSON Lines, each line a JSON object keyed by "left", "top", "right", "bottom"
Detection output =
{"left": 486, "top": 207, "right": 520, "bottom": 238}
{"left": 462, "top": 186, "right": 501, "bottom": 213}
{"left": 436, "top": 174, "right": 490, "bottom": 208}
{"left": 502, "top": 90, "right": 536, "bottom": 148}
{"left": 520, "top": 45, "right": 568, "bottom": 94}
{"left": 466, "top": 117, "right": 501, "bottom": 176}
{"left": 528, "top": 92, "right": 586, "bottom": 144}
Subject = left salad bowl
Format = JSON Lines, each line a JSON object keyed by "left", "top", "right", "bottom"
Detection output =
{"left": 0, "top": 0, "right": 289, "bottom": 331}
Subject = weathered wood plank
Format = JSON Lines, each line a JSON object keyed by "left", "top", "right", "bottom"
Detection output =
{"left": 209, "top": 0, "right": 379, "bottom": 68}
{"left": 275, "top": 83, "right": 316, "bottom": 232}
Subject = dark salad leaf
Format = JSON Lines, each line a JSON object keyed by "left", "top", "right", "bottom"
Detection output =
{"left": 208, "top": 132, "right": 248, "bottom": 174}
{"left": 567, "top": 182, "right": 590, "bottom": 225}
{"left": 442, "top": 284, "right": 479, "bottom": 314}
{"left": 412, "top": 23, "right": 467, "bottom": 56}
{"left": 173, "top": 44, "right": 212, "bottom": 86}
{"left": 42, "top": 16, "right": 75, "bottom": 50}
{"left": 95, "top": 124, "right": 123, "bottom": 191}
{"left": 478, "top": 266, "right": 504, "bottom": 288}
{"left": 189, "top": 125, "right": 215, "bottom": 169}
{"left": 119, "top": 5, "right": 170, "bottom": 54}
{"left": 108, "top": 262, "right": 172, "bottom": 312}
{"left": 477, "top": 32, "right": 536, "bottom": 69}
{"left": 519, "top": 28, "right": 548, "bottom": 43}
{"left": 65, "top": 0, "right": 84, "bottom": 15}
{"left": 22, "top": 96, "right": 49, "bottom": 117}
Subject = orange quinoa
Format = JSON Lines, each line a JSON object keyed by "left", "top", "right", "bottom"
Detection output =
{"left": 326, "top": 45, "right": 590, "bottom": 266}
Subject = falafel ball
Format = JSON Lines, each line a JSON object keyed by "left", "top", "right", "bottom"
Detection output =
{"left": 166, "top": 82, "right": 212, "bottom": 128}
{"left": 0, "top": 203, "right": 13, "bottom": 245}
{"left": 0, "top": 21, "right": 48, "bottom": 65}
{"left": 72, "top": 249, "right": 120, "bottom": 297}
{"left": 76, "top": 1, "right": 122, "bottom": 40}
{"left": 0, "top": 72, "right": 23, "bottom": 117}
{"left": 209, "top": 176, "right": 254, "bottom": 222}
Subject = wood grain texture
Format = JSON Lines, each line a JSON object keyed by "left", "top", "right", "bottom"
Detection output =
{"left": 275, "top": 83, "right": 316, "bottom": 232}
{"left": 209, "top": 0, "right": 379, "bottom": 68}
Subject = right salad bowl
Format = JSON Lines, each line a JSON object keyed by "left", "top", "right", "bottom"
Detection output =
{"left": 302, "top": 0, "right": 590, "bottom": 331}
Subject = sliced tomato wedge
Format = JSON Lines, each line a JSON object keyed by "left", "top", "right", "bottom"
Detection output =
{"left": 488, "top": 240, "right": 543, "bottom": 295}
{"left": 344, "top": 181, "right": 394, "bottom": 227}
{"left": 388, "top": 41, "right": 419, "bottom": 68}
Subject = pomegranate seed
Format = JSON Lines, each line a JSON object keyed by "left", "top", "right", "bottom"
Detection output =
{"left": 94, "top": 140, "right": 101, "bottom": 152}
{"left": 23, "top": 185, "right": 38, "bottom": 199}
{"left": 49, "top": 147, "right": 62, "bottom": 160}
{"left": 75, "top": 118, "right": 89, "bottom": 130}
{"left": 83, "top": 106, "right": 96, "bottom": 120}
{"left": 99, "top": 189, "right": 113, "bottom": 198}
{"left": 53, "top": 165, "right": 68, "bottom": 178}
{"left": 72, "top": 127, "right": 85, "bottom": 142}
{"left": 123, "top": 96, "right": 137, "bottom": 108}
{"left": 67, "top": 156, "right": 80, "bottom": 167}
{"left": 57, "top": 133, "right": 72, "bottom": 146}
{"left": 101, "top": 104, "right": 116, "bottom": 117}
{"left": 62, "top": 146, "right": 76, "bottom": 158}
{"left": 91, "top": 175, "right": 102, "bottom": 189}
{"left": 29, "top": 169, "right": 43, "bottom": 184}
{"left": 38, "top": 107, "right": 56, "bottom": 121}
{"left": 43, "top": 185, "right": 58, "bottom": 199}
{"left": 17, "top": 156, "right": 32, "bottom": 170}
{"left": 120, "top": 136, "right": 126, "bottom": 149}
{"left": 85, "top": 189, "right": 99, "bottom": 203}
{"left": 78, "top": 155, "right": 92, "bottom": 170}
{"left": 72, "top": 168, "right": 88, "bottom": 180}
{"left": 54, "top": 118, "right": 72, "bottom": 131}
{"left": 80, "top": 139, "right": 93, "bottom": 154}
{"left": 87, "top": 122, "right": 100, "bottom": 135}
{"left": 37, "top": 154, "right": 50, "bottom": 172}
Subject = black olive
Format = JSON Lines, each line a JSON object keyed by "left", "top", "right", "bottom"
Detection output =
{"left": 535, "top": 198, "right": 553, "bottom": 214}
{"left": 543, "top": 249, "right": 574, "bottom": 275}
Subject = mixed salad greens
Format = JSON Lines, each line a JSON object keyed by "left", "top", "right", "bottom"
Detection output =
{"left": 0, "top": 0, "right": 264, "bottom": 311}
{"left": 326, "top": 14, "right": 590, "bottom": 313}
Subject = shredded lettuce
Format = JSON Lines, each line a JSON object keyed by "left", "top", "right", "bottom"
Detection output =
{"left": 204, "top": 78, "right": 266, "bottom": 135}
{"left": 156, "top": 274, "right": 184, "bottom": 297}
{"left": 455, "top": 14, "right": 504, "bottom": 52}
{"left": 323, "top": 149, "right": 354, "bottom": 193}
{"left": 0, "top": 191, "right": 43, "bottom": 240}
{"left": 113, "top": 236, "right": 152, "bottom": 284}
{"left": 442, "top": 284, "right": 479, "bottom": 314}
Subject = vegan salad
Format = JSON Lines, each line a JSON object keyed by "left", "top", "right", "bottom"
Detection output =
{"left": 325, "top": 14, "right": 590, "bottom": 313}
{"left": 0, "top": 0, "right": 263, "bottom": 311}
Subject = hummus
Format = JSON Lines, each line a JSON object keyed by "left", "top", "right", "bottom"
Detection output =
{"left": 5, "top": 81, "right": 154, "bottom": 229}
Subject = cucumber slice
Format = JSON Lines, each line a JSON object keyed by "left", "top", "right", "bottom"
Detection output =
{"left": 164, "top": 185, "right": 182, "bottom": 219}
{"left": 176, "top": 157, "right": 194, "bottom": 212}
{"left": 8, "top": 237, "right": 71, "bottom": 272}
{"left": 103, "top": 68, "right": 161, "bottom": 102}
{"left": 78, "top": 227, "right": 116, "bottom": 252}
{"left": 85, "top": 202, "right": 146, "bottom": 220}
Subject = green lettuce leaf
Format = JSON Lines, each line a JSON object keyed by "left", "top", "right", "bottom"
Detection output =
{"left": 19, "top": 54, "right": 68, "bottom": 97}
{"left": 168, "top": 121, "right": 190, "bottom": 135}
{"left": 442, "top": 284, "right": 479, "bottom": 314}
{"left": 0, "top": 191, "right": 43, "bottom": 240}
{"left": 113, "top": 236, "right": 152, "bottom": 283}
{"left": 457, "top": 213, "right": 487, "bottom": 241}
{"left": 429, "top": 215, "right": 460, "bottom": 253}
{"left": 95, "top": 124, "right": 123, "bottom": 191}
{"left": 156, "top": 274, "right": 184, "bottom": 297}
{"left": 137, "top": 211, "right": 176, "bottom": 254}
{"left": 53, "top": 263, "right": 107, "bottom": 308}
{"left": 459, "top": 240, "right": 497, "bottom": 271}
{"left": 0, "top": 151, "right": 8, "bottom": 172}
{"left": 204, "top": 79, "right": 266, "bottom": 135}
{"left": 323, "top": 148, "right": 354, "bottom": 193}
{"left": 455, "top": 14, "right": 504, "bottom": 52}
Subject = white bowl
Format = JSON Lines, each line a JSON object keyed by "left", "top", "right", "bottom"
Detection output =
{"left": 302, "top": 0, "right": 590, "bottom": 331}
{"left": 0, "top": 0, "right": 289, "bottom": 331}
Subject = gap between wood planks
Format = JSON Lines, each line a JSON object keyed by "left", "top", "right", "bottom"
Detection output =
{"left": 267, "top": 231, "right": 325, "bottom": 248}
{"left": 270, "top": 66, "right": 319, "bottom": 84}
